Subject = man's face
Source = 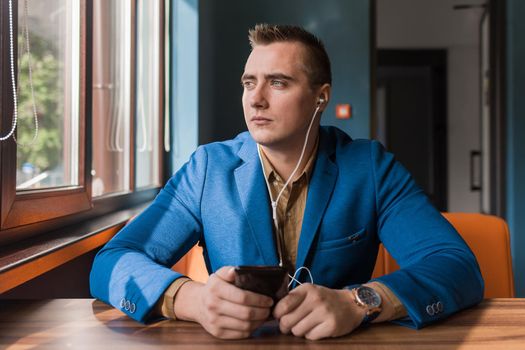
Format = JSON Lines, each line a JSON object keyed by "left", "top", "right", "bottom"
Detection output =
{"left": 241, "top": 42, "right": 321, "bottom": 150}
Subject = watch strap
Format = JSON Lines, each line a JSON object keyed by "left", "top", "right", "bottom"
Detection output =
{"left": 361, "top": 307, "right": 381, "bottom": 325}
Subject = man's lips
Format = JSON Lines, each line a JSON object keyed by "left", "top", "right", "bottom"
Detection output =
{"left": 251, "top": 116, "right": 272, "bottom": 125}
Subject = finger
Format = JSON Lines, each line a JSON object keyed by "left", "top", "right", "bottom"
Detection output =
{"left": 214, "top": 266, "right": 237, "bottom": 283}
{"left": 215, "top": 299, "right": 271, "bottom": 321}
{"left": 214, "top": 315, "right": 266, "bottom": 333}
{"left": 208, "top": 327, "right": 251, "bottom": 340}
{"left": 278, "top": 302, "right": 313, "bottom": 334}
{"left": 290, "top": 311, "right": 323, "bottom": 338}
{"left": 304, "top": 321, "right": 331, "bottom": 341}
{"left": 273, "top": 289, "right": 307, "bottom": 319}
{"left": 215, "top": 281, "right": 273, "bottom": 308}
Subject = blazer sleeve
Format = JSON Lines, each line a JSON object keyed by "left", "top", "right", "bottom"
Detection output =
{"left": 368, "top": 140, "right": 484, "bottom": 329}
{"left": 89, "top": 146, "right": 208, "bottom": 323}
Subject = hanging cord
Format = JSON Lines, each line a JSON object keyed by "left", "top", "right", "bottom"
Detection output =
{"left": 7, "top": 0, "right": 40, "bottom": 146}
{"left": 256, "top": 103, "right": 322, "bottom": 272}
{"left": 111, "top": 1, "right": 124, "bottom": 152}
{"left": 136, "top": 8, "right": 148, "bottom": 153}
{"left": 1, "top": 0, "right": 19, "bottom": 141}
{"left": 102, "top": 0, "right": 123, "bottom": 153}
{"left": 136, "top": 57, "right": 148, "bottom": 152}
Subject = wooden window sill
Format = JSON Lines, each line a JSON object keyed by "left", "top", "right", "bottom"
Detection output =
{"left": 0, "top": 203, "right": 149, "bottom": 294}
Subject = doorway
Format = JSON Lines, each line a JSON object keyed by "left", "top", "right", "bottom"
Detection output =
{"left": 376, "top": 50, "right": 447, "bottom": 211}
{"left": 374, "top": 0, "right": 505, "bottom": 214}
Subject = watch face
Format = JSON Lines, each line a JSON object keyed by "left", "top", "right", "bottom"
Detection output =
{"left": 357, "top": 286, "right": 382, "bottom": 308}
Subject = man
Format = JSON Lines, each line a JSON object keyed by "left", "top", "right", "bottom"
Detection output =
{"left": 90, "top": 24, "right": 484, "bottom": 340}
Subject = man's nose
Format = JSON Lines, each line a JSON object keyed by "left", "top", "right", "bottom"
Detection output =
{"left": 249, "top": 84, "right": 269, "bottom": 109}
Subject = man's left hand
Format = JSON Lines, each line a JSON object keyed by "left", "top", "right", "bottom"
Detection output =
{"left": 272, "top": 283, "right": 365, "bottom": 340}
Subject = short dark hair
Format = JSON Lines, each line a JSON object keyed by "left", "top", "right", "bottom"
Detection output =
{"left": 248, "top": 23, "right": 332, "bottom": 86}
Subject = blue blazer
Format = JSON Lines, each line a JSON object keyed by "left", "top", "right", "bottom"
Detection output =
{"left": 90, "top": 126, "right": 484, "bottom": 328}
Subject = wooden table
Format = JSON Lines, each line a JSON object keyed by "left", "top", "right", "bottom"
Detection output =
{"left": 1, "top": 299, "right": 524, "bottom": 349}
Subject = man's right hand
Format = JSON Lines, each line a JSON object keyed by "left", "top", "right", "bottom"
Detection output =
{"left": 173, "top": 266, "right": 274, "bottom": 339}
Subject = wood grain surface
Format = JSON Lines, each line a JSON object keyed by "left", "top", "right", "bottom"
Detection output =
{"left": 0, "top": 298, "right": 524, "bottom": 349}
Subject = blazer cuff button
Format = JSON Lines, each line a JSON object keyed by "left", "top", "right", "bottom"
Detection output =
{"left": 437, "top": 301, "right": 444, "bottom": 313}
{"left": 426, "top": 305, "right": 435, "bottom": 316}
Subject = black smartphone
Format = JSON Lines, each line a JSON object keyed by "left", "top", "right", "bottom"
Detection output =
{"left": 234, "top": 265, "right": 289, "bottom": 302}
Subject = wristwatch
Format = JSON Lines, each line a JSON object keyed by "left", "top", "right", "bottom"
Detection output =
{"left": 350, "top": 285, "right": 382, "bottom": 325}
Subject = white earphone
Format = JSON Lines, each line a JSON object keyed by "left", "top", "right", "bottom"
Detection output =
{"left": 256, "top": 93, "right": 325, "bottom": 273}
{"left": 254, "top": 93, "right": 325, "bottom": 286}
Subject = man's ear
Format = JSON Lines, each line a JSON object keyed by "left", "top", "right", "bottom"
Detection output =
{"left": 317, "top": 84, "right": 331, "bottom": 111}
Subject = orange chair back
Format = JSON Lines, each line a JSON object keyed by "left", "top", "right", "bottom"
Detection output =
{"left": 172, "top": 245, "right": 209, "bottom": 283}
{"left": 372, "top": 213, "right": 515, "bottom": 298}
{"left": 174, "top": 213, "right": 514, "bottom": 298}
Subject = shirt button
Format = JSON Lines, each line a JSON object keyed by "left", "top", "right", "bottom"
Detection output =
{"left": 119, "top": 298, "right": 126, "bottom": 308}
{"left": 125, "top": 300, "right": 131, "bottom": 311}
{"left": 130, "top": 303, "right": 136, "bottom": 314}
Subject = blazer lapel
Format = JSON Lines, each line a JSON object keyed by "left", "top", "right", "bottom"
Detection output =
{"left": 234, "top": 138, "right": 279, "bottom": 265}
{"left": 295, "top": 130, "right": 338, "bottom": 275}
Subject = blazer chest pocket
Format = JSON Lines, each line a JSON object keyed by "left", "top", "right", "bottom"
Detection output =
{"left": 316, "top": 228, "right": 367, "bottom": 251}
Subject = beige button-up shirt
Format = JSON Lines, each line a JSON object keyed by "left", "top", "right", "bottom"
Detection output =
{"left": 258, "top": 141, "right": 317, "bottom": 275}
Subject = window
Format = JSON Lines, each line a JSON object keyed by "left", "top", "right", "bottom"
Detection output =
{"left": 15, "top": 0, "right": 81, "bottom": 191}
{"left": 91, "top": 0, "right": 132, "bottom": 196}
{"left": 0, "top": 0, "right": 90, "bottom": 231}
{"left": 0, "top": 0, "right": 169, "bottom": 244}
{"left": 135, "top": 0, "right": 163, "bottom": 189}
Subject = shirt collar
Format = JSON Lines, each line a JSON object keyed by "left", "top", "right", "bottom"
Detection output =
{"left": 259, "top": 137, "right": 319, "bottom": 184}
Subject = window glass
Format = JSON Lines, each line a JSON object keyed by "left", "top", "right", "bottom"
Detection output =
{"left": 135, "top": 0, "right": 161, "bottom": 188}
{"left": 16, "top": 0, "right": 81, "bottom": 190}
{"left": 91, "top": 0, "right": 132, "bottom": 197}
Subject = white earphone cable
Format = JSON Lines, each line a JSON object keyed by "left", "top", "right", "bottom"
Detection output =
{"left": 288, "top": 266, "right": 314, "bottom": 288}
{"left": 256, "top": 101, "right": 323, "bottom": 280}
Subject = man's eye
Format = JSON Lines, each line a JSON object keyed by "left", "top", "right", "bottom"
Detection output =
{"left": 242, "top": 81, "right": 255, "bottom": 89}
{"left": 271, "top": 80, "right": 286, "bottom": 87}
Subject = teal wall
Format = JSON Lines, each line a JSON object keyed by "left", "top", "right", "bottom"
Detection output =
{"left": 506, "top": 0, "right": 525, "bottom": 297}
{"left": 198, "top": 0, "right": 371, "bottom": 144}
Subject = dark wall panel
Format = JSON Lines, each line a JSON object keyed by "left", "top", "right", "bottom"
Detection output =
{"left": 199, "top": 0, "right": 371, "bottom": 144}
